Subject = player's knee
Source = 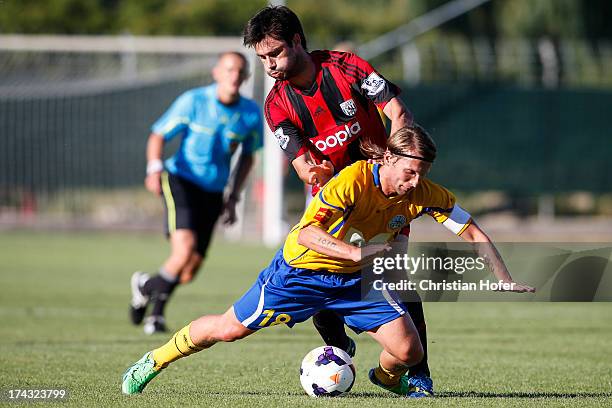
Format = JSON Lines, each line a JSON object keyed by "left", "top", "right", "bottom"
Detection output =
{"left": 394, "top": 338, "right": 424, "bottom": 366}
{"left": 215, "top": 309, "right": 252, "bottom": 342}
{"left": 217, "top": 322, "right": 250, "bottom": 342}
{"left": 312, "top": 310, "right": 343, "bottom": 329}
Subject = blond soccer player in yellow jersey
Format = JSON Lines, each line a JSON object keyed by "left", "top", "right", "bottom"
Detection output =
{"left": 122, "top": 126, "right": 535, "bottom": 397}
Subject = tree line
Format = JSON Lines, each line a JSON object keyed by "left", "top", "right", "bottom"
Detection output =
{"left": 1, "top": 0, "right": 611, "bottom": 46}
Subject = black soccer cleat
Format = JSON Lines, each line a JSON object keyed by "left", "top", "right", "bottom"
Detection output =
{"left": 344, "top": 336, "right": 357, "bottom": 358}
{"left": 143, "top": 315, "right": 167, "bottom": 335}
{"left": 130, "top": 271, "right": 150, "bottom": 325}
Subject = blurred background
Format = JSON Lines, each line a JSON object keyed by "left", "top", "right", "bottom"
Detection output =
{"left": 3, "top": 4, "right": 612, "bottom": 403}
{"left": 1, "top": 0, "right": 611, "bottom": 243}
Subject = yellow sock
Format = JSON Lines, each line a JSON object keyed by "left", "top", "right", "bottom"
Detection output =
{"left": 374, "top": 363, "right": 408, "bottom": 387}
{"left": 151, "top": 323, "right": 203, "bottom": 370}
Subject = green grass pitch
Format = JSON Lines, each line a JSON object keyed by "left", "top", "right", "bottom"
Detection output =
{"left": 1, "top": 231, "right": 611, "bottom": 407}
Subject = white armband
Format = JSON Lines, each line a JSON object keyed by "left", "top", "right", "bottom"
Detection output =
{"left": 442, "top": 204, "right": 471, "bottom": 235}
{"left": 146, "top": 159, "right": 164, "bottom": 175}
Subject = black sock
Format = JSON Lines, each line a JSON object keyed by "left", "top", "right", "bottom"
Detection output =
{"left": 312, "top": 310, "right": 351, "bottom": 350}
{"left": 143, "top": 268, "right": 179, "bottom": 317}
{"left": 404, "top": 301, "right": 430, "bottom": 378}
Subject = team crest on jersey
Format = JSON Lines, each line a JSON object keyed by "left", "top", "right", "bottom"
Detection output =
{"left": 274, "top": 127, "right": 290, "bottom": 150}
{"left": 339, "top": 99, "right": 357, "bottom": 116}
{"left": 361, "top": 72, "right": 386, "bottom": 96}
{"left": 388, "top": 215, "right": 407, "bottom": 230}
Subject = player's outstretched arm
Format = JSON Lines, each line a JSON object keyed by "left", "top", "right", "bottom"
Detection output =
{"left": 460, "top": 222, "right": 536, "bottom": 293}
{"left": 144, "top": 133, "right": 165, "bottom": 195}
{"left": 298, "top": 225, "right": 390, "bottom": 262}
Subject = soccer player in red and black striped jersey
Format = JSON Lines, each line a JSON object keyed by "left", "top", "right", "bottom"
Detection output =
{"left": 243, "top": 5, "right": 432, "bottom": 396}
{"left": 244, "top": 5, "right": 412, "bottom": 193}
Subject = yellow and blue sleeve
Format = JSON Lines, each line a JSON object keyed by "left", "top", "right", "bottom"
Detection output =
{"left": 421, "top": 180, "right": 472, "bottom": 236}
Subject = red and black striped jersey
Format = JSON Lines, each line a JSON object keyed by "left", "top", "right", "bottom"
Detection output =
{"left": 264, "top": 50, "right": 400, "bottom": 172}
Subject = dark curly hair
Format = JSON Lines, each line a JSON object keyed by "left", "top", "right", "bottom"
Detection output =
{"left": 243, "top": 6, "right": 307, "bottom": 51}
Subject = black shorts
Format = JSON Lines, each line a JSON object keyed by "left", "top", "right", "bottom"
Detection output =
{"left": 160, "top": 171, "right": 224, "bottom": 257}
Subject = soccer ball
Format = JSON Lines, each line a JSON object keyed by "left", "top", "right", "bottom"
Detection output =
{"left": 299, "top": 346, "right": 356, "bottom": 397}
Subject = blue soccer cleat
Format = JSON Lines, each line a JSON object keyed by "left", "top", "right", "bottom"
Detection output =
{"left": 407, "top": 373, "right": 434, "bottom": 398}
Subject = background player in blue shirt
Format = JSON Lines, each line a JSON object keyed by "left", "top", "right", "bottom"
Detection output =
{"left": 129, "top": 52, "right": 263, "bottom": 334}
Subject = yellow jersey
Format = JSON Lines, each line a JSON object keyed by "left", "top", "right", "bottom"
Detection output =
{"left": 282, "top": 161, "right": 472, "bottom": 273}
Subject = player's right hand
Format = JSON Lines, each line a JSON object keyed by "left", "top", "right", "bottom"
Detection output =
{"left": 307, "top": 160, "right": 334, "bottom": 187}
{"left": 145, "top": 172, "right": 162, "bottom": 195}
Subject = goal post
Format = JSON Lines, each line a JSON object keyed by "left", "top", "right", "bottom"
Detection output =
{"left": 0, "top": 34, "right": 287, "bottom": 243}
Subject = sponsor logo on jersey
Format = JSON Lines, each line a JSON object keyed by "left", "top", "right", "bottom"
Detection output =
{"left": 274, "top": 127, "right": 290, "bottom": 149}
{"left": 314, "top": 207, "right": 334, "bottom": 223}
{"left": 361, "top": 72, "right": 386, "bottom": 96}
{"left": 313, "top": 122, "right": 361, "bottom": 152}
{"left": 388, "top": 215, "right": 407, "bottom": 230}
{"left": 339, "top": 99, "right": 356, "bottom": 116}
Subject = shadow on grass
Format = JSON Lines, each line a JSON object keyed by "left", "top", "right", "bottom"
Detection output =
{"left": 203, "top": 391, "right": 612, "bottom": 399}
{"left": 436, "top": 391, "right": 612, "bottom": 399}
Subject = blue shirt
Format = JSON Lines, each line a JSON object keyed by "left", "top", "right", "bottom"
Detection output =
{"left": 152, "top": 84, "right": 263, "bottom": 192}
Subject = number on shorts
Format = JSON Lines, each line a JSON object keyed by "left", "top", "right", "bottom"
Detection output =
{"left": 258, "top": 309, "right": 292, "bottom": 327}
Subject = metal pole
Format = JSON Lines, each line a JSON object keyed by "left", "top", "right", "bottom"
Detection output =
{"left": 357, "top": 0, "right": 491, "bottom": 60}
{"left": 262, "top": 0, "right": 286, "bottom": 246}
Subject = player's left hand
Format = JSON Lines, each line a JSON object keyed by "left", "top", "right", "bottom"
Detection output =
{"left": 509, "top": 282, "right": 536, "bottom": 293}
{"left": 222, "top": 197, "right": 238, "bottom": 225}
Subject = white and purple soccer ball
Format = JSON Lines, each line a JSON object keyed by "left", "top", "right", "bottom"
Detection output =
{"left": 299, "top": 346, "right": 356, "bottom": 397}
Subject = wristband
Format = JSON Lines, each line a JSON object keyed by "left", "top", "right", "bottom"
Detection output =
{"left": 146, "top": 159, "right": 164, "bottom": 175}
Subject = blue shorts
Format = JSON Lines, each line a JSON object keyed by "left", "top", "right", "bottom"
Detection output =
{"left": 233, "top": 249, "right": 406, "bottom": 333}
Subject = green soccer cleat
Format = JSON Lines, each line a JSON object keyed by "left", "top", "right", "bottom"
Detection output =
{"left": 368, "top": 368, "right": 410, "bottom": 396}
{"left": 122, "top": 352, "right": 162, "bottom": 395}
{"left": 368, "top": 368, "right": 434, "bottom": 398}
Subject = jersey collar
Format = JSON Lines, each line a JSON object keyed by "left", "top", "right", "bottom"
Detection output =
{"left": 372, "top": 163, "right": 381, "bottom": 187}
{"left": 290, "top": 53, "right": 321, "bottom": 97}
